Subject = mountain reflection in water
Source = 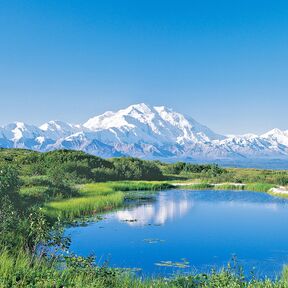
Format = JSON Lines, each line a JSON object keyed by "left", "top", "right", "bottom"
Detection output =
{"left": 65, "top": 190, "right": 288, "bottom": 278}
{"left": 116, "top": 192, "right": 193, "bottom": 226}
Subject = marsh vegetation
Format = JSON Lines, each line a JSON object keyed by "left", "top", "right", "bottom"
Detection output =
{"left": 0, "top": 148, "right": 288, "bottom": 287}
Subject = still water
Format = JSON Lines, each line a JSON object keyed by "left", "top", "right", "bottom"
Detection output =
{"left": 65, "top": 190, "right": 288, "bottom": 278}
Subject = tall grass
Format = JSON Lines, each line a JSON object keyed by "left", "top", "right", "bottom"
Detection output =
{"left": 45, "top": 183, "right": 124, "bottom": 220}
{"left": 110, "top": 181, "right": 173, "bottom": 191}
{"left": 44, "top": 181, "right": 172, "bottom": 220}
{"left": 245, "top": 183, "right": 274, "bottom": 192}
{"left": 180, "top": 182, "right": 276, "bottom": 193}
{"left": 0, "top": 250, "right": 49, "bottom": 287}
{"left": 180, "top": 183, "right": 244, "bottom": 191}
{"left": 1, "top": 249, "right": 288, "bottom": 288}
{"left": 181, "top": 183, "right": 214, "bottom": 190}
{"left": 214, "top": 184, "right": 245, "bottom": 190}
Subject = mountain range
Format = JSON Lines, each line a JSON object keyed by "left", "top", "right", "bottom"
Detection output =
{"left": 1, "top": 103, "right": 288, "bottom": 167}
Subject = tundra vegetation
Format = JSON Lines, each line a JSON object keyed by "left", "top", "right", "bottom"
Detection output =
{"left": 0, "top": 148, "right": 288, "bottom": 287}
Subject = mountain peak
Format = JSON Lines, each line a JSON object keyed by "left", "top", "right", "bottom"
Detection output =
{"left": 39, "top": 120, "right": 81, "bottom": 140}
{"left": 261, "top": 128, "right": 288, "bottom": 146}
{"left": 84, "top": 103, "right": 158, "bottom": 131}
{"left": 83, "top": 103, "right": 224, "bottom": 144}
{"left": 126, "top": 103, "right": 151, "bottom": 112}
{"left": 262, "top": 128, "right": 286, "bottom": 137}
{"left": 0, "top": 104, "right": 287, "bottom": 162}
{"left": 40, "top": 120, "right": 75, "bottom": 132}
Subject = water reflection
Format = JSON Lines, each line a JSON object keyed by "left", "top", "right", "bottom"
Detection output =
{"left": 66, "top": 190, "right": 288, "bottom": 278}
{"left": 115, "top": 192, "right": 193, "bottom": 226}
{"left": 114, "top": 190, "right": 284, "bottom": 226}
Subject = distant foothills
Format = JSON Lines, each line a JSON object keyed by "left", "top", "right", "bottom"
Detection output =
{"left": 0, "top": 103, "right": 288, "bottom": 168}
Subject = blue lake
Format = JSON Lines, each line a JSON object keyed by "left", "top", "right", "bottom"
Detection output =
{"left": 65, "top": 190, "right": 288, "bottom": 278}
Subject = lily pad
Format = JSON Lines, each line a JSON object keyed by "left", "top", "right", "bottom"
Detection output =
{"left": 155, "top": 258, "right": 190, "bottom": 269}
{"left": 143, "top": 238, "right": 165, "bottom": 244}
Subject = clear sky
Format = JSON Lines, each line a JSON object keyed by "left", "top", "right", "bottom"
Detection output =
{"left": 0, "top": 0, "right": 287, "bottom": 135}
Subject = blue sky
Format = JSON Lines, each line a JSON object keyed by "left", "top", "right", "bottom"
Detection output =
{"left": 0, "top": 0, "right": 287, "bottom": 134}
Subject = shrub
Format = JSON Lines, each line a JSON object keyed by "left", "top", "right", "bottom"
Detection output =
{"left": 92, "top": 167, "right": 118, "bottom": 182}
{"left": 0, "top": 165, "right": 20, "bottom": 204}
{"left": 112, "top": 157, "right": 163, "bottom": 180}
{"left": 162, "top": 162, "right": 226, "bottom": 176}
{"left": 276, "top": 175, "right": 288, "bottom": 186}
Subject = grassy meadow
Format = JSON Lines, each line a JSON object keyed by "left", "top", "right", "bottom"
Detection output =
{"left": 0, "top": 148, "right": 288, "bottom": 287}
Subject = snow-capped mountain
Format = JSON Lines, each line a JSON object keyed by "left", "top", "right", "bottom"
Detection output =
{"left": 39, "top": 120, "right": 82, "bottom": 140}
{"left": 83, "top": 103, "right": 224, "bottom": 145}
{"left": 0, "top": 103, "right": 287, "bottom": 164}
{"left": 261, "top": 128, "right": 288, "bottom": 147}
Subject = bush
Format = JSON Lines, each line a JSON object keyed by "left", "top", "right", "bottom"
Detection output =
{"left": 21, "top": 175, "right": 51, "bottom": 187}
{"left": 0, "top": 165, "right": 20, "bottom": 203}
{"left": 276, "top": 175, "right": 288, "bottom": 186}
{"left": 112, "top": 157, "right": 163, "bottom": 180}
{"left": 43, "top": 150, "right": 112, "bottom": 170}
{"left": 0, "top": 197, "right": 20, "bottom": 250}
{"left": 162, "top": 162, "right": 226, "bottom": 176}
{"left": 47, "top": 166, "right": 67, "bottom": 188}
{"left": 92, "top": 167, "right": 118, "bottom": 182}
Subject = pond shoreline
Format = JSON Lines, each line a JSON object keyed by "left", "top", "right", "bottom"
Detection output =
{"left": 65, "top": 188, "right": 288, "bottom": 280}
{"left": 45, "top": 180, "right": 288, "bottom": 222}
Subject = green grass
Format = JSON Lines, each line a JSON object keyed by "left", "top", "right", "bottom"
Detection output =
{"left": 44, "top": 180, "right": 285, "bottom": 221}
{"left": 180, "top": 183, "right": 214, "bottom": 190}
{"left": 214, "top": 184, "right": 245, "bottom": 190}
{"left": 269, "top": 189, "right": 288, "bottom": 199}
{"left": 179, "top": 182, "right": 276, "bottom": 193}
{"left": 44, "top": 183, "right": 124, "bottom": 220}
{"left": 110, "top": 181, "right": 173, "bottom": 191}
{"left": 169, "top": 167, "right": 288, "bottom": 187}
{"left": 0, "top": 249, "right": 288, "bottom": 288}
{"left": 2, "top": 148, "right": 288, "bottom": 286}
{"left": 245, "top": 183, "right": 275, "bottom": 192}
{"left": 44, "top": 181, "right": 172, "bottom": 220}
{"left": 20, "top": 186, "right": 49, "bottom": 197}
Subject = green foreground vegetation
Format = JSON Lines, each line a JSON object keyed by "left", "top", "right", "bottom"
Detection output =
{"left": 1, "top": 250, "right": 288, "bottom": 288}
{"left": 0, "top": 148, "right": 288, "bottom": 287}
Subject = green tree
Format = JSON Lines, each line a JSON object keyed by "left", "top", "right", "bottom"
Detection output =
{"left": 112, "top": 157, "right": 163, "bottom": 180}
{"left": 0, "top": 164, "right": 20, "bottom": 202}
{"left": 47, "top": 165, "right": 66, "bottom": 188}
